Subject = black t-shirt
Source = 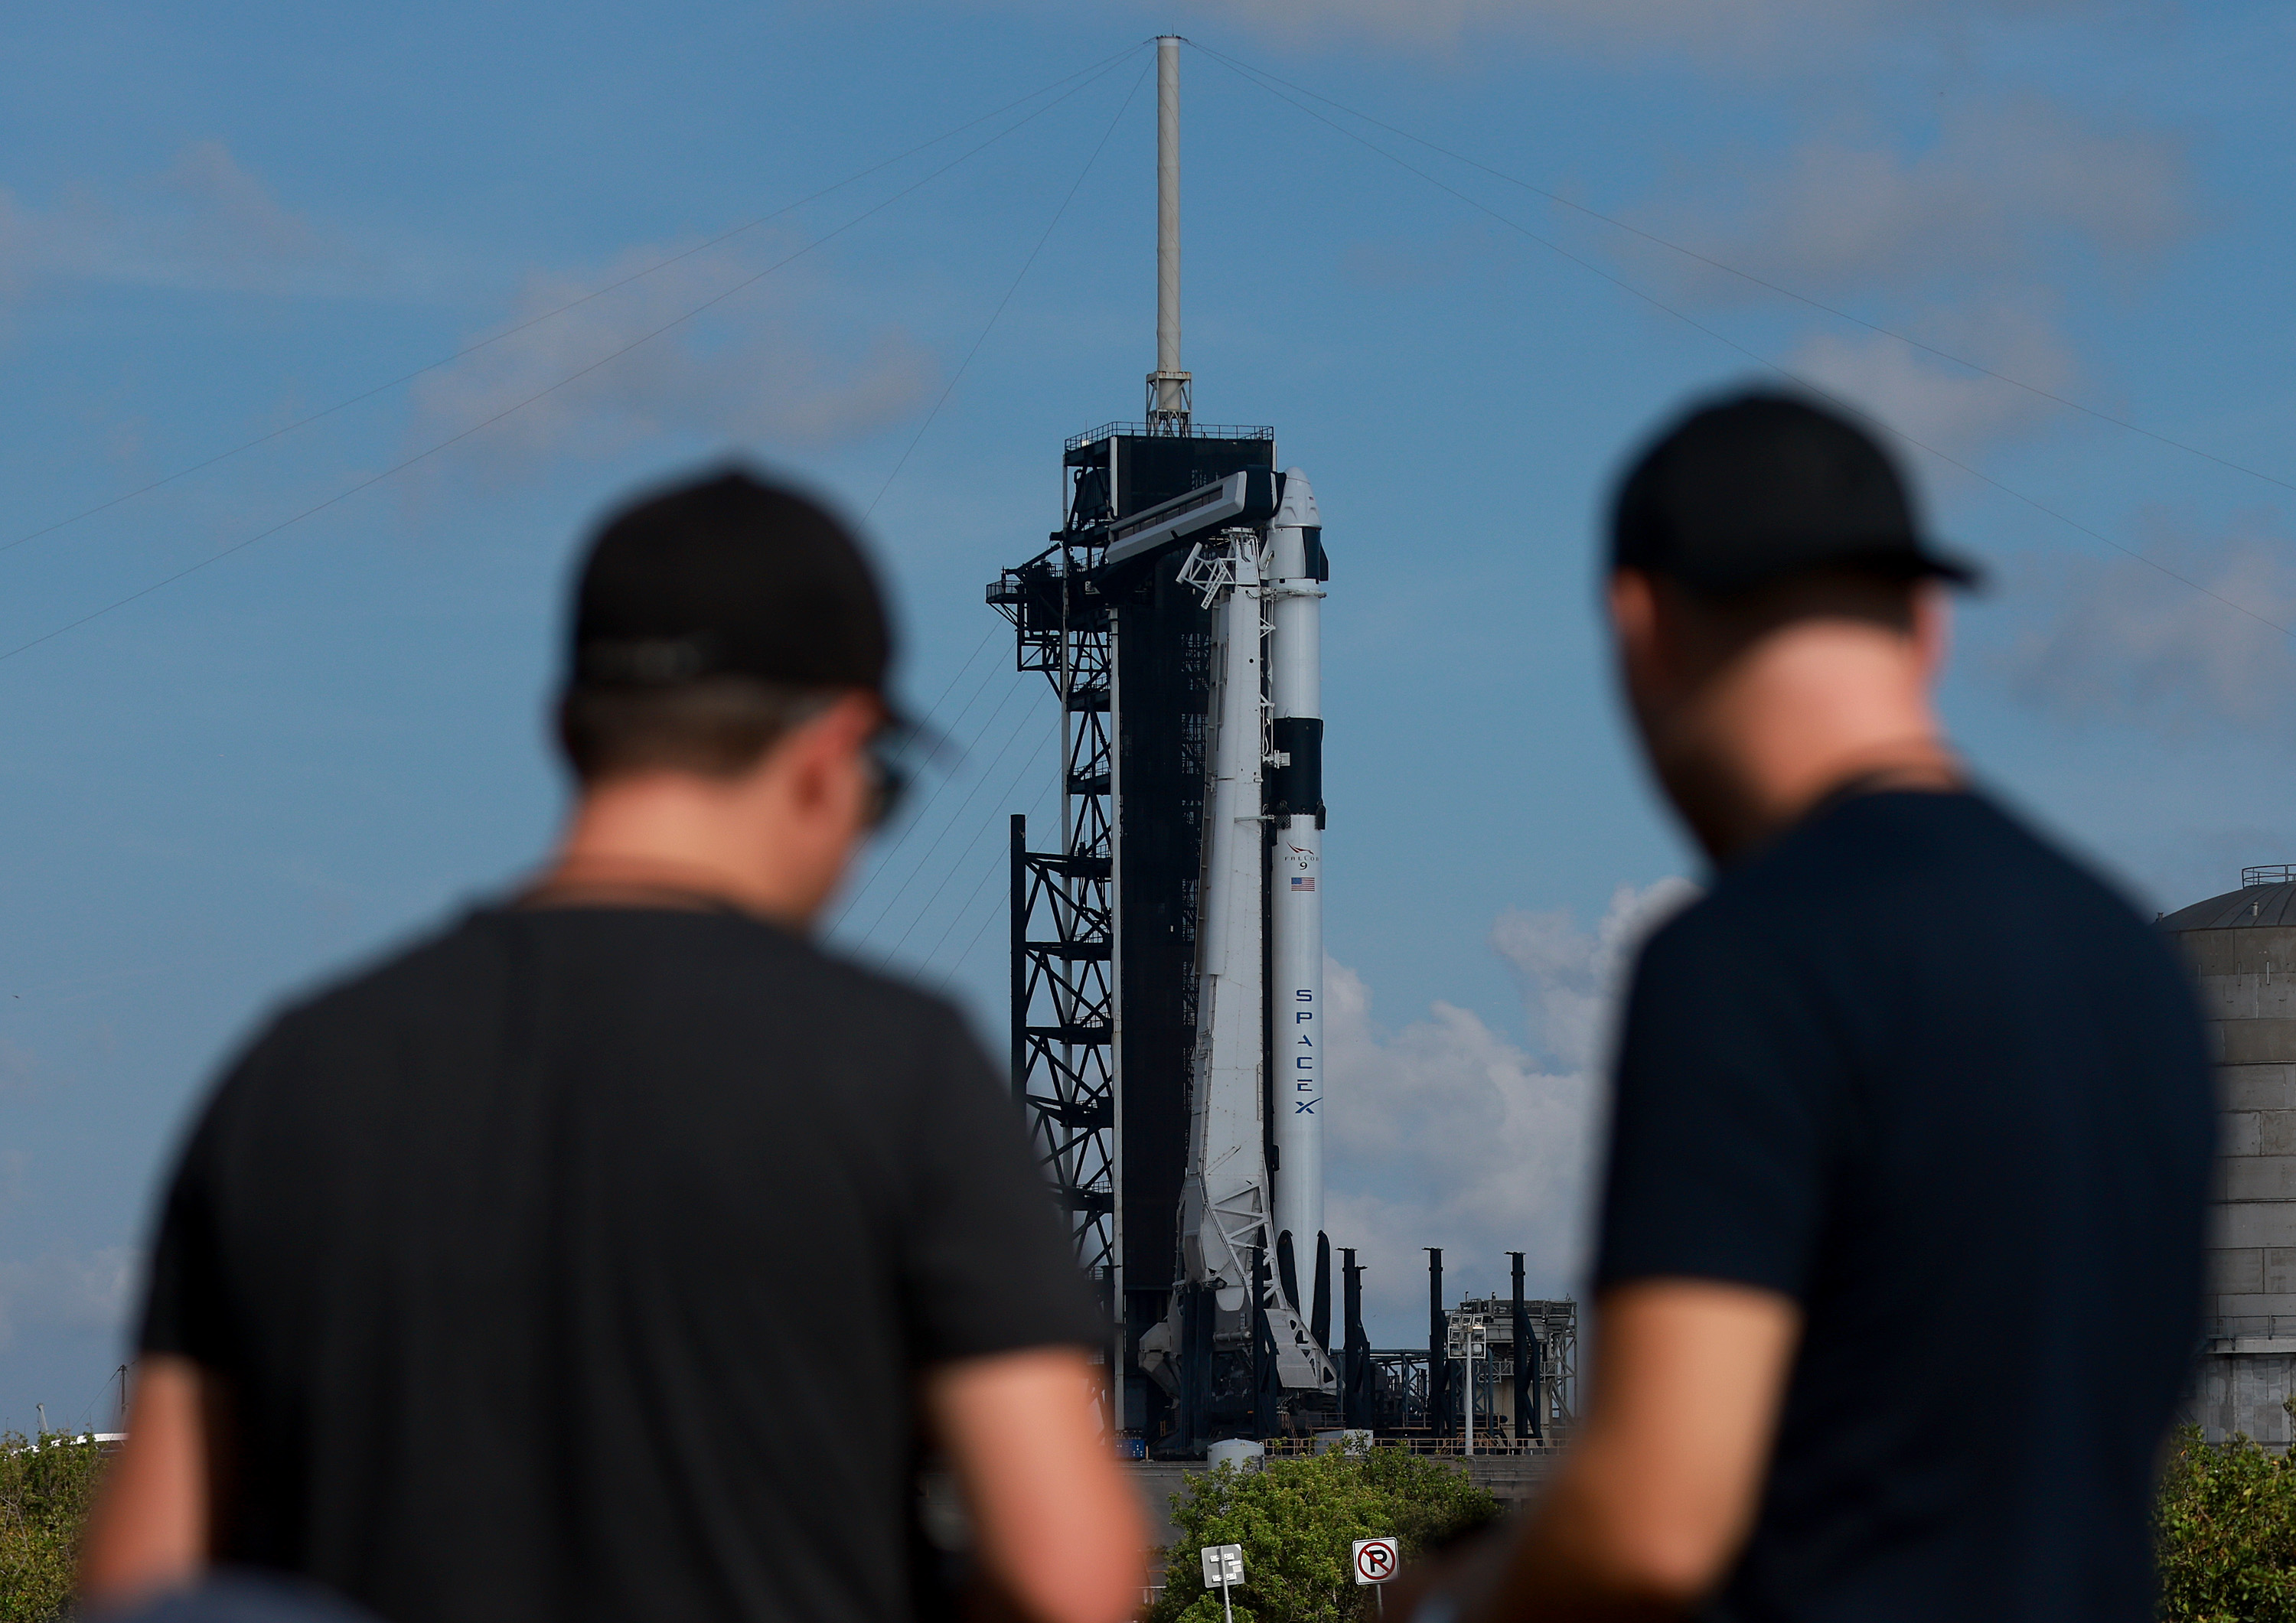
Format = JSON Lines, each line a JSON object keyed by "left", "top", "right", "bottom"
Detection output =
{"left": 1597, "top": 791, "right": 2212, "bottom": 1623}
{"left": 140, "top": 904, "right": 1101, "bottom": 1623}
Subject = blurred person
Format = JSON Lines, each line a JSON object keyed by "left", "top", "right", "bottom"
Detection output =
{"left": 80, "top": 471, "right": 1146, "bottom": 1623}
{"left": 1414, "top": 394, "right": 2212, "bottom": 1621}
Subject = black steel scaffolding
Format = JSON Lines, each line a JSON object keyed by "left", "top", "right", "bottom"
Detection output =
{"left": 993, "top": 527, "right": 1118, "bottom": 1300}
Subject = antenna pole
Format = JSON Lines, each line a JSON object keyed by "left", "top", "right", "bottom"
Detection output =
{"left": 1148, "top": 35, "right": 1191, "bottom": 432}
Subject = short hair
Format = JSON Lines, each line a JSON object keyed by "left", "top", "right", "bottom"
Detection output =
{"left": 1637, "top": 565, "right": 1922, "bottom": 694}
{"left": 1674, "top": 565, "right": 1920, "bottom": 642}
{"left": 554, "top": 677, "right": 834, "bottom": 786}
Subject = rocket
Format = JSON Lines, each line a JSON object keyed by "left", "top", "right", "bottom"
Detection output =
{"left": 1156, "top": 476, "right": 1335, "bottom": 1399}
{"left": 1266, "top": 470, "right": 1330, "bottom": 1351}
{"left": 1175, "top": 522, "right": 1269, "bottom": 1321}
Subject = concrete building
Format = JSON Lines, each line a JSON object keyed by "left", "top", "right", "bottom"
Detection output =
{"left": 1445, "top": 1296, "right": 1577, "bottom": 1442}
{"left": 2163, "top": 868, "right": 2296, "bottom": 1444}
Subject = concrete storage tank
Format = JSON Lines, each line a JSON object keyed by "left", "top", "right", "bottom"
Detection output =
{"left": 2162, "top": 865, "right": 2296, "bottom": 1443}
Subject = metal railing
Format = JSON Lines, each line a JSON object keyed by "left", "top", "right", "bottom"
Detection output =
{"left": 1249, "top": 1433, "right": 1570, "bottom": 1459}
{"left": 1065, "top": 421, "right": 1276, "bottom": 451}
{"left": 2243, "top": 865, "right": 2296, "bottom": 888}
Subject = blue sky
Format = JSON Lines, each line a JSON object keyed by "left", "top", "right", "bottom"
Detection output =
{"left": 2, "top": 0, "right": 2294, "bottom": 1422}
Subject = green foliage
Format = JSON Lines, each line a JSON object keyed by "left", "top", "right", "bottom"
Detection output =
{"left": 2156, "top": 1426, "right": 2296, "bottom": 1622}
{"left": 0, "top": 1433, "right": 111, "bottom": 1623}
{"left": 26, "top": 1426, "right": 2296, "bottom": 1623}
{"left": 1146, "top": 1449, "right": 1500, "bottom": 1623}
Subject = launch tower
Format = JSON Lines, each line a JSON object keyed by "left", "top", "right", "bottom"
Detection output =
{"left": 988, "top": 37, "right": 1336, "bottom": 1452}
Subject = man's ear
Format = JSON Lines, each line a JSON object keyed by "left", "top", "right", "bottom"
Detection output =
{"left": 1608, "top": 569, "right": 1665, "bottom": 696}
{"left": 1912, "top": 582, "right": 1952, "bottom": 685}
{"left": 775, "top": 692, "right": 879, "bottom": 811}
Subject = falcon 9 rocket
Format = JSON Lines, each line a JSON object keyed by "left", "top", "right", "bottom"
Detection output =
{"left": 1169, "top": 484, "right": 1336, "bottom": 1398}
{"left": 1266, "top": 471, "right": 1330, "bottom": 1351}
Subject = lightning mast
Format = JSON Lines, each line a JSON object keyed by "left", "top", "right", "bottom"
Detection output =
{"left": 1149, "top": 36, "right": 1190, "bottom": 431}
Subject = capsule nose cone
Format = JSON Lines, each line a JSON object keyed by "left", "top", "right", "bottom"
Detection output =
{"left": 1275, "top": 468, "right": 1321, "bottom": 530}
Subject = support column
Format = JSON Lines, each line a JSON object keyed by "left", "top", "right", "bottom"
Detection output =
{"left": 1427, "top": 1247, "right": 1448, "bottom": 1438}
{"left": 1509, "top": 1251, "right": 1534, "bottom": 1442}
{"left": 1009, "top": 814, "right": 1026, "bottom": 1103}
{"left": 1341, "top": 1248, "right": 1368, "bottom": 1429}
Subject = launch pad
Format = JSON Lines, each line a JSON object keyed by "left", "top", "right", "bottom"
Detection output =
{"left": 990, "top": 37, "right": 1565, "bottom": 1457}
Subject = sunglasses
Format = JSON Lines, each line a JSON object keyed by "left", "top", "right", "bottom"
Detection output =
{"left": 864, "top": 711, "right": 953, "bottom": 831}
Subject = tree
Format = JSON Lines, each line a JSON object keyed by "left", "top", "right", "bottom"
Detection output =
{"left": 2156, "top": 1426, "right": 2296, "bottom": 1622}
{"left": 1147, "top": 1449, "right": 1500, "bottom": 1623}
{"left": 0, "top": 1433, "right": 112, "bottom": 1623}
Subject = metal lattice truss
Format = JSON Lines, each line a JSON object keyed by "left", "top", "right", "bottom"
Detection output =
{"left": 1174, "top": 526, "right": 1260, "bottom": 608}
{"left": 1367, "top": 1351, "right": 1430, "bottom": 1429}
{"left": 993, "top": 536, "right": 1118, "bottom": 1286}
{"left": 1523, "top": 1300, "right": 1580, "bottom": 1427}
{"left": 1013, "top": 845, "right": 1114, "bottom": 1276}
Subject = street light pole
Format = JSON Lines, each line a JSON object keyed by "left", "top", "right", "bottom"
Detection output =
{"left": 1464, "top": 1326, "right": 1476, "bottom": 1457}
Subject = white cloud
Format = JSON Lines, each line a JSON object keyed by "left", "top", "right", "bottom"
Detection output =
{"left": 1492, "top": 878, "right": 1701, "bottom": 1074}
{"left": 0, "top": 140, "right": 360, "bottom": 303}
{"left": 405, "top": 240, "right": 939, "bottom": 481}
{"left": 1777, "top": 298, "right": 2077, "bottom": 460}
{"left": 152, "top": 141, "right": 335, "bottom": 269}
{"left": 1628, "top": 96, "right": 2190, "bottom": 458}
{"left": 1647, "top": 100, "right": 2187, "bottom": 303}
{"left": 0, "top": 1249, "right": 134, "bottom": 1355}
{"left": 1325, "top": 879, "right": 1694, "bottom": 1340}
{"left": 1992, "top": 513, "right": 2296, "bottom": 737}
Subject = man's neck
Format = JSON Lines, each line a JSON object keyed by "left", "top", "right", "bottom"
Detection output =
{"left": 540, "top": 772, "right": 823, "bottom": 928}
{"left": 1669, "top": 627, "right": 1962, "bottom": 865}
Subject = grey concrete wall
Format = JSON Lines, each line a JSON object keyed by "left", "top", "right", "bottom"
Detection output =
{"left": 1127, "top": 1462, "right": 1194, "bottom": 1550}
{"left": 2187, "top": 1349, "right": 2296, "bottom": 1445}
{"left": 2195, "top": 950, "right": 2296, "bottom": 1335}
{"left": 1460, "top": 1453, "right": 1561, "bottom": 1517}
{"left": 2177, "top": 924, "right": 2296, "bottom": 1441}
{"left": 2206, "top": 1060, "right": 2296, "bottom": 1331}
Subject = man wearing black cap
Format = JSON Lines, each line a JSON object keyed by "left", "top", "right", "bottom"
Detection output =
{"left": 1414, "top": 396, "right": 2210, "bottom": 1620}
{"left": 81, "top": 471, "right": 1146, "bottom": 1623}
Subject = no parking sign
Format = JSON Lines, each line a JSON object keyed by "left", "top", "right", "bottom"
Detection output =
{"left": 1352, "top": 1538, "right": 1398, "bottom": 1586}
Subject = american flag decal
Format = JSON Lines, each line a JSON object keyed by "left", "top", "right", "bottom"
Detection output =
{"left": 1291, "top": 876, "right": 1316, "bottom": 891}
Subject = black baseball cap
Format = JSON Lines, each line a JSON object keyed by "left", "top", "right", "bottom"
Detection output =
{"left": 1610, "top": 392, "right": 1981, "bottom": 593}
{"left": 569, "top": 468, "right": 898, "bottom": 702}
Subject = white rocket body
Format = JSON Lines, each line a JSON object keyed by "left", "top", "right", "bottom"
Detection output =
{"left": 1177, "top": 539, "right": 1268, "bottom": 1318}
{"left": 1162, "top": 514, "right": 1334, "bottom": 1396}
{"left": 1266, "top": 470, "right": 1329, "bottom": 1346}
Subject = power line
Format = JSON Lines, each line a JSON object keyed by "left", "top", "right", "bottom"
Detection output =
{"left": 920, "top": 848, "right": 1012, "bottom": 986}
{"left": 833, "top": 37, "right": 1133, "bottom": 954}
{"left": 1188, "top": 39, "right": 2296, "bottom": 502}
{"left": 2, "top": 43, "right": 1150, "bottom": 561}
{"left": 865, "top": 51, "right": 1153, "bottom": 518}
{"left": 899, "top": 625, "right": 1000, "bottom": 743}
{"left": 0, "top": 54, "right": 1138, "bottom": 670}
{"left": 826, "top": 52, "right": 1156, "bottom": 895}
{"left": 885, "top": 728, "right": 1056, "bottom": 965}
{"left": 830, "top": 639, "right": 1017, "bottom": 934}
{"left": 1195, "top": 44, "right": 2291, "bottom": 639}
{"left": 929, "top": 771, "right": 1060, "bottom": 995}
{"left": 837, "top": 663, "right": 1029, "bottom": 937}
{"left": 852, "top": 679, "right": 1044, "bottom": 944}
